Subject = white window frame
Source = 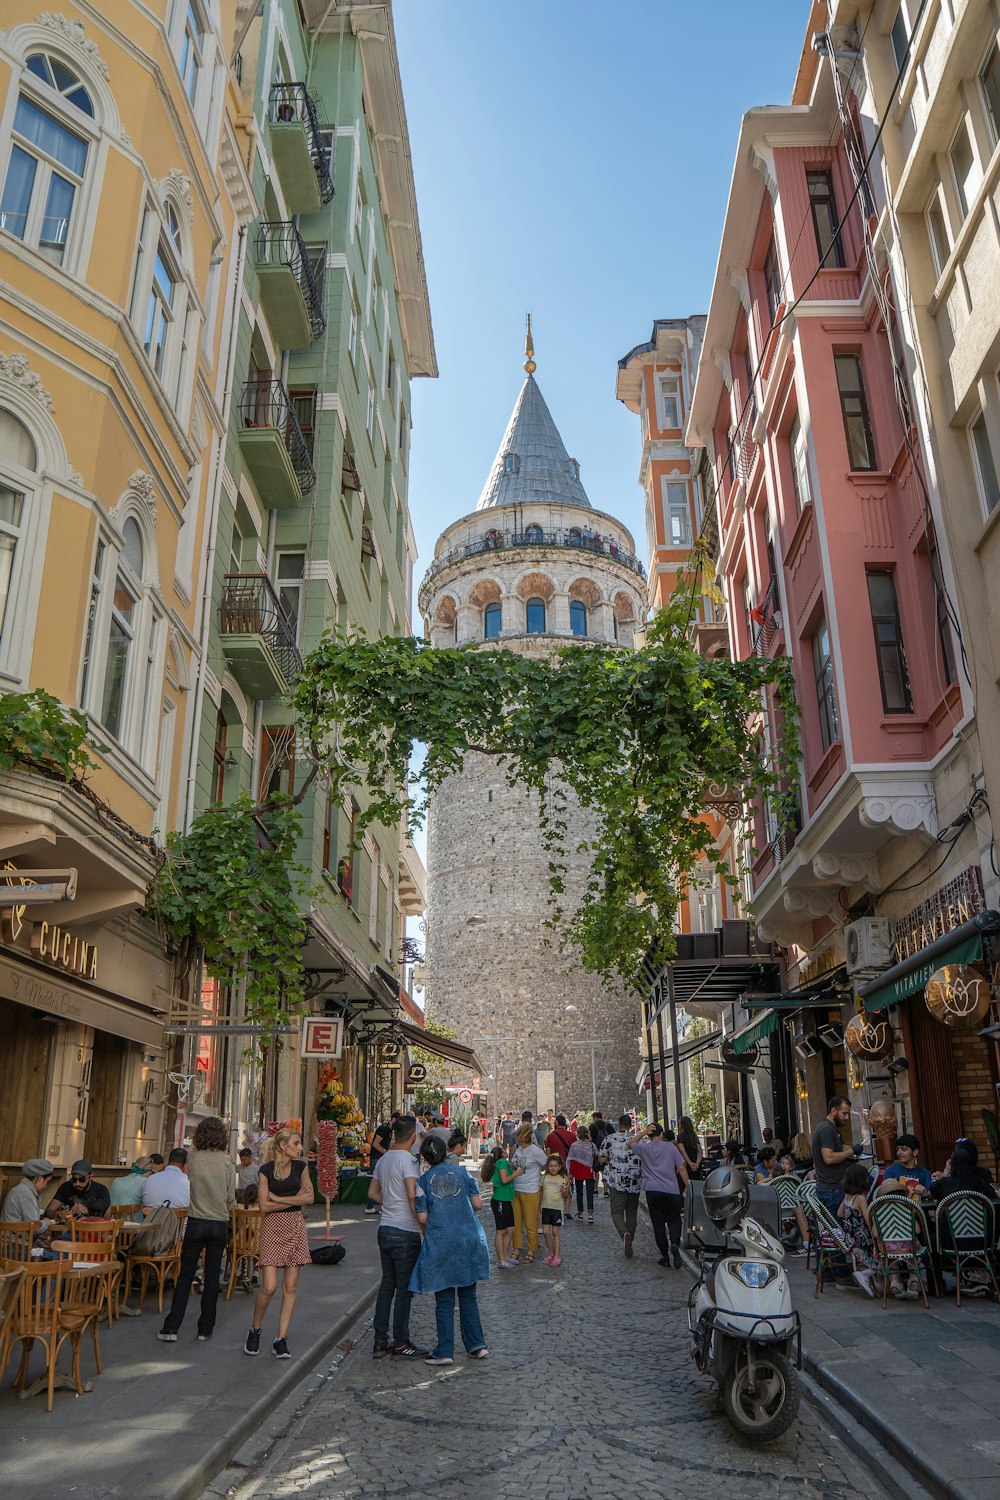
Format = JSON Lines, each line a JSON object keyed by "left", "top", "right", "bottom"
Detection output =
{"left": 658, "top": 374, "right": 682, "bottom": 431}
{"left": 275, "top": 549, "right": 305, "bottom": 644}
{"left": 924, "top": 182, "right": 951, "bottom": 280}
{"left": 348, "top": 283, "right": 358, "bottom": 362}
{"left": 129, "top": 194, "right": 201, "bottom": 417}
{"left": 789, "top": 416, "right": 812, "bottom": 514}
{"left": 366, "top": 837, "right": 379, "bottom": 944}
{"left": 979, "top": 36, "right": 1000, "bottom": 146}
{"left": 949, "top": 115, "right": 982, "bottom": 223}
{"left": 166, "top": 0, "right": 222, "bottom": 140}
{"left": 0, "top": 408, "right": 50, "bottom": 686}
{"left": 969, "top": 404, "right": 1000, "bottom": 518}
{"left": 365, "top": 361, "right": 375, "bottom": 439}
{"left": 662, "top": 478, "right": 691, "bottom": 547}
{"left": 381, "top": 868, "right": 393, "bottom": 960}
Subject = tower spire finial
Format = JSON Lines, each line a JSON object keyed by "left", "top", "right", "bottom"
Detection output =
{"left": 524, "top": 312, "right": 536, "bottom": 375}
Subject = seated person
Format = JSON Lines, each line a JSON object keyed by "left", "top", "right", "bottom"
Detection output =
{"left": 878, "top": 1133, "right": 932, "bottom": 1199}
{"left": 141, "top": 1147, "right": 191, "bottom": 1210}
{"left": 49, "top": 1159, "right": 111, "bottom": 1221}
{"left": 1, "top": 1158, "right": 55, "bottom": 1225}
{"left": 720, "top": 1139, "right": 745, "bottom": 1167}
{"left": 109, "top": 1156, "right": 154, "bottom": 1206}
{"left": 930, "top": 1145, "right": 997, "bottom": 1202}
{"left": 754, "top": 1147, "right": 777, "bottom": 1181}
{"left": 838, "top": 1162, "right": 878, "bottom": 1296}
{"left": 774, "top": 1153, "right": 798, "bottom": 1176}
{"left": 789, "top": 1132, "right": 814, "bottom": 1173}
{"left": 235, "top": 1147, "right": 259, "bottom": 1205}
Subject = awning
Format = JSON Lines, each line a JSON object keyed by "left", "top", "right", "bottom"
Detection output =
{"left": 392, "top": 1018, "right": 485, "bottom": 1077}
{"left": 858, "top": 911, "right": 1000, "bottom": 1015}
{"left": 742, "top": 965, "right": 849, "bottom": 1011}
{"left": 728, "top": 1008, "right": 780, "bottom": 1054}
{"left": 639, "top": 1028, "right": 722, "bottom": 1089}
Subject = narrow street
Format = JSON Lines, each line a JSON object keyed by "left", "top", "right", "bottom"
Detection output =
{"left": 209, "top": 1203, "right": 886, "bottom": 1500}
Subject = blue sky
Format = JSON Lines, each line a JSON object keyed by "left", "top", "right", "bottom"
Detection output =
{"left": 393, "top": 1, "right": 810, "bottom": 622}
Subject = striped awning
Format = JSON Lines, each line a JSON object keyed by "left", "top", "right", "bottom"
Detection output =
{"left": 728, "top": 1008, "right": 780, "bottom": 1055}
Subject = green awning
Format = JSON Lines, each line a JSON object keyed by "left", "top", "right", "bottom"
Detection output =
{"left": 729, "top": 1008, "right": 779, "bottom": 1054}
{"left": 860, "top": 931, "right": 983, "bottom": 1015}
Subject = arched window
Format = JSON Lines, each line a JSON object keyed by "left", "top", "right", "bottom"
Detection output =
{"left": 130, "top": 197, "right": 197, "bottom": 410}
{"left": 0, "top": 409, "right": 35, "bottom": 643}
{"left": 570, "top": 600, "right": 587, "bottom": 637}
{"left": 524, "top": 524, "right": 543, "bottom": 544}
{"left": 0, "top": 52, "right": 95, "bottom": 265}
{"left": 526, "top": 597, "right": 546, "bottom": 634}
{"left": 82, "top": 513, "right": 163, "bottom": 765}
{"left": 484, "top": 602, "right": 501, "bottom": 640}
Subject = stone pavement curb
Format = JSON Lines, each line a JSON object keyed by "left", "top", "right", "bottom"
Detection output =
{"left": 675, "top": 1238, "right": 974, "bottom": 1500}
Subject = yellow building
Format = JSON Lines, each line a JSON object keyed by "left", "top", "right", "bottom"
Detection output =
{"left": 0, "top": 3, "right": 247, "bottom": 1180}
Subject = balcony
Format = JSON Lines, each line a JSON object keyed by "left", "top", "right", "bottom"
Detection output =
{"left": 219, "top": 574, "right": 302, "bottom": 700}
{"left": 423, "top": 527, "right": 646, "bottom": 585}
{"left": 268, "top": 83, "right": 334, "bottom": 214}
{"left": 254, "top": 222, "right": 326, "bottom": 346}
{"left": 237, "top": 379, "right": 316, "bottom": 507}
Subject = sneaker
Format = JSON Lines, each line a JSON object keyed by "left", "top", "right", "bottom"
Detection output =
{"left": 390, "top": 1341, "right": 429, "bottom": 1359}
{"left": 903, "top": 1279, "right": 921, "bottom": 1301}
{"left": 889, "top": 1278, "right": 905, "bottom": 1299}
{"left": 157, "top": 1329, "right": 177, "bottom": 1343}
{"left": 273, "top": 1338, "right": 291, "bottom": 1359}
{"left": 197, "top": 1332, "right": 213, "bottom": 1341}
{"left": 424, "top": 1354, "right": 454, "bottom": 1366}
{"left": 244, "top": 1327, "right": 261, "bottom": 1356}
{"left": 623, "top": 1232, "right": 633, "bottom": 1259}
{"left": 467, "top": 1347, "right": 489, "bottom": 1359}
{"left": 372, "top": 1339, "right": 390, "bottom": 1360}
{"left": 853, "top": 1270, "right": 876, "bottom": 1298}
{"left": 794, "top": 1244, "right": 809, "bottom": 1256}
{"left": 672, "top": 1246, "right": 682, "bottom": 1269}
{"left": 364, "top": 1204, "right": 380, "bottom": 1216}
{"left": 588, "top": 1214, "right": 594, "bottom": 1223}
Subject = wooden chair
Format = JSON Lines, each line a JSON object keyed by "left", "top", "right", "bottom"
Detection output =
{"left": 0, "top": 1265, "right": 24, "bottom": 1380}
{"left": 0, "top": 1221, "right": 36, "bottom": 1267}
{"left": 3, "top": 1263, "right": 104, "bottom": 1410}
{"left": 935, "top": 1191, "right": 1000, "bottom": 1305}
{"left": 226, "top": 1207, "right": 261, "bottom": 1300}
{"left": 67, "top": 1218, "right": 121, "bottom": 1327}
{"left": 124, "top": 1208, "right": 187, "bottom": 1313}
{"left": 870, "top": 1196, "right": 933, "bottom": 1307}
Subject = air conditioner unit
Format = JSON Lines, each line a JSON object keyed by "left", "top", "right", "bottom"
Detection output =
{"left": 844, "top": 918, "right": 891, "bottom": 976}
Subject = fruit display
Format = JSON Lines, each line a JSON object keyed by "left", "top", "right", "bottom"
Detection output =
{"left": 316, "top": 1065, "right": 365, "bottom": 1127}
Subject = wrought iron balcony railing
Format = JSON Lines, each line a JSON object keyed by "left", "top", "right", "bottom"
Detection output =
{"left": 238, "top": 378, "right": 317, "bottom": 495}
{"left": 254, "top": 221, "right": 326, "bottom": 338}
{"left": 268, "top": 82, "right": 334, "bottom": 204}
{"left": 219, "top": 573, "right": 303, "bottom": 686}
{"left": 423, "top": 527, "right": 646, "bottom": 584}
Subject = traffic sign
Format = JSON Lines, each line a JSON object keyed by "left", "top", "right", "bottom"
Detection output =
{"left": 458, "top": 1087, "right": 473, "bottom": 1104}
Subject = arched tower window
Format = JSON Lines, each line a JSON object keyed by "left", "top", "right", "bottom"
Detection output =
{"left": 524, "top": 524, "right": 543, "bottom": 544}
{"left": 526, "top": 597, "right": 546, "bottom": 634}
{"left": 484, "top": 602, "right": 501, "bottom": 640}
{"left": 569, "top": 600, "right": 587, "bottom": 637}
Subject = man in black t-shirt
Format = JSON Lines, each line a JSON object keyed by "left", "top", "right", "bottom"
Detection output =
{"left": 49, "top": 1159, "right": 111, "bottom": 1221}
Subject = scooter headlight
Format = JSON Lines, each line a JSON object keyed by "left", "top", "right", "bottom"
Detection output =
{"left": 733, "top": 1260, "right": 777, "bottom": 1289}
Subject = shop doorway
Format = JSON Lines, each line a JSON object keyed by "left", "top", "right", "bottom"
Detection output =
{"left": 85, "top": 1030, "right": 129, "bottom": 1166}
{"left": 901, "top": 998, "right": 962, "bottom": 1174}
{"left": 0, "top": 997, "right": 52, "bottom": 1161}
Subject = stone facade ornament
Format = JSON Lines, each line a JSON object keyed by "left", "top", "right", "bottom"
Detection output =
{"left": 749, "top": 143, "right": 779, "bottom": 202}
{"left": 783, "top": 887, "right": 841, "bottom": 919}
{"left": 160, "top": 169, "right": 195, "bottom": 224}
{"left": 812, "top": 851, "right": 881, "bottom": 892}
{"left": 859, "top": 784, "right": 937, "bottom": 840}
{"left": 127, "top": 470, "right": 157, "bottom": 519}
{"left": 0, "top": 351, "right": 54, "bottom": 411}
{"left": 35, "top": 12, "right": 111, "bottom": 81}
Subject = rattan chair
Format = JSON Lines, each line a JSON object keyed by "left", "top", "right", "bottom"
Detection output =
{"left": 771, "top": 1174, "right": 801, "bottom": 1233}
{"left": 226, "top": 1207, "right": 262, "bottom": 1299}
{"left": 0, "top": 1221, "right": 37, "bottom": 1267}
{"left": 935, "top": 1191, "right": 999, "bottom": 1305}
{"left": 869, "top": 1196, "right": 933, "bottom": 1307}
{"left": 803, "top": 1194, "right": 852, "bottom": 1297}
{"left": 124, "top": 1208, "right": 187, "bottom": 1313}
{"left": 2, "top": 1262, "right": 104, "bottom": 1411}
{"left": 796, "top": 1179, "right": 819, "bottom": 1268}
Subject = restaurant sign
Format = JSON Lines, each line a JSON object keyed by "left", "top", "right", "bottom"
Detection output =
{"left": 891, "top": 867, "right": 985, "bottom": 964}
{"left": 300, "top": 1015, "right": 343, "bottom": 1059}
{"left": 0, "top": 880, "right": 99, "bottom": 980}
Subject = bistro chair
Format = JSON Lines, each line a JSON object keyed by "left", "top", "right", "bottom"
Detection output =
{"left": 770, "top": 1175, "right": 802, "bottom": 1241}
{"left": 0, "top": 1265, "right": 24, "bottom": 1380}
{"left": 67, "top": 1218, "right": 121, "bottom": 1326}
{"left": 935, "top": 1191, "right": 1000, "bottom": 1305}
{"left": 796, "top": 1179, "right": 819, "bottom": 1268}
{"left": 226, "top": 1207, "right": 261, "bottom": 1300}
{"left": 869, "top": 1196, "right": 933, "bottom": 1308}
{"left": 124, "top": 1208, "right": 187, "bottom": 1314}
{"left": 0, "top": 1221, "right": 37, "bottom": 1267}
{"left": 803, "top": 1195, "right": 852, "bottom": 1297}
{"left": 3, "top": 1262, "right": 104, "bottom": 1411}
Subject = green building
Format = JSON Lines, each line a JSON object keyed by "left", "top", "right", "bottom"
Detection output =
{"left": 184, "top": 0, "right": 433, "bottom": 1136}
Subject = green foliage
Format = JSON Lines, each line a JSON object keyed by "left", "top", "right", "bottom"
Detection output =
{"left": 683, "top": 1018, "right": 723, "bottom": 1137}
{"left": 148, "top": 794, "right": 308, "bottom": 1034}
{"left": 412, "top": 1013, "right": 459, "bottom": 1110}
{"left": 0, "top": 690, "right": 91, "bottom": 779}
{"left": 291, "top": 574, "right": 799, "bottom": 991}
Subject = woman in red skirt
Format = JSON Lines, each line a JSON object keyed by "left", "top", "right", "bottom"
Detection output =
{"left": 244, "top": 1126, "right": 313, "bottom": 1359}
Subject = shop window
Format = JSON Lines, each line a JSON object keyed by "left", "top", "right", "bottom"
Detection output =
{"left": 569, "top": 600, "right": 587, "bottom": 637}
{"left": 867, "top": 570, "right": 912, "bottom": 713}
{"left": 526, "top": 597, "right": 546, "bottom": 634}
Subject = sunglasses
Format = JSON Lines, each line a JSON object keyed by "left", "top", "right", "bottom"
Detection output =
{"left": 71, "top": 1175, "right": 89, "bottom": 1184}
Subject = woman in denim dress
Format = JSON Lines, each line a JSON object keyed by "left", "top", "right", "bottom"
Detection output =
{"left": 410, "top": 1136, "right": 490, "bottom": 1365}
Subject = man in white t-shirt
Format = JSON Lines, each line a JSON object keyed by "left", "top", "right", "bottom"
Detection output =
{"left": 140, "top": 1148, "right": 191, "bottom": 1210}
{"left": 368, "top": 1116, "right": 427, "bottom": 1360}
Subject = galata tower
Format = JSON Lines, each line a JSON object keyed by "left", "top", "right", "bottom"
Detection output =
{"left": 418, "top": 322, "right": 646, "bottom": 1119}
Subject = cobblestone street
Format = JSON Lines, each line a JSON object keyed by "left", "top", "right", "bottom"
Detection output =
{"left": 218, "top": 1202, "right": 888, "bottom": 1500}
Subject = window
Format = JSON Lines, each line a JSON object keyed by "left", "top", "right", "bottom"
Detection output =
{"left": 503, "top": 452, "right": 519, "bottom": 475}
{"left": 484, "top": 602, "right": 501, "bottom": 640}
{"left": 0, "top": 409, "right": 35, "bottom": 654}
{"left": 925, "top": 188, "right": 950, "bottom": 279}
{"left": 322, "top": 794, "right": 337, "bottom": 873}
{"left": 982, "top": 41, "right": 1000, "bottom": 145}
{"left": 178, "top": 1, "right": 207, "bottom": 104}
{"left": 928, "top": 540, "right": 957, "bottom": 687}
{"left": 834, "top": 353, "right": 876, "bottom": 470}
{"left": 950, "top": 118, "right": 981, "bottom": 222}
{"left": 664, "top": 481, "right": 691, "bottom": 546}
{"left": 789, "top": 417, "right": 811, "bottom": 514}
{"left": 80, "top": 538, "right": 105, "bottom": 705}
{"left": 83, "top": 517, "right": 161, "bottom": 764}
{"left": 970, "top": 409, "right": 1000, "bottom": 514}
{"left": 276, "top": 552, "right": 305, "bottom": 642}
{"left": 100, "top": 519, "right": 145, "bottom": 741}
{"left": 525, "top": 597, "right": 546, "bottom": 634}
{"left": 348, "top": 287, "right": 358, "bottom": 361}
{"left": 659, "top": 376, "right": 681, "bottom": 429}
{"left": 807, "top": 169, "right": 844, "bottom": 269}
{"left": 569, "top": 600, "right": 587, "bottom": 637}
{"left": 130, "top": 199, "right": 195, "bottom": 405}
{"left": 890, "top": 3, "right": 910, "bottom": 74}
{"left": 812, "top": 615, "right": 839, "bottom": 751}
{"left": 211, "top": 709, "right": 228, "bottom": 803}
{"left": 867, "top": 570, "right": 912, "bottom": 713}
{"left": 566, "top": 458, "right": 580, "bottom": 481}
{"left": 259, "top": 725, "right": 294, "bottom": 800}
{"left": 365, "top": 363, "right": 375, "bottom": 438}
{"left": 763, "top": 237, "right": 782, "bottom": 324}
{"left": 1, "top": 74, "right": 91, "bottom": 264}
{"left": 290, "top": 388, "right": 316, "bottom": 457}
{"left": 743, "top": 345, "right": 757, "bottom": 422}
{"left": 144, "top": 231, "right": 179, "bottom": 378}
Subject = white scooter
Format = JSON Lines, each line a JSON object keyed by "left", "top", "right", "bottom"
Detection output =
{"left": 687, "top": 1167, "right": 801, "bottom": 1443}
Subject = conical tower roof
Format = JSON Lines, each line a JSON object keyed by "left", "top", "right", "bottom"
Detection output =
{"left": 475, "top": 373, "right": 591, "bottom": 511}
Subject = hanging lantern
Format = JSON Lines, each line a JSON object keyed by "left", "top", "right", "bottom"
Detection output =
{"left": 924, "top": 964, "right": 991, "bottom": 1029}
{"left": 845, "top": 1013, "right": 894, "bottom": 1060}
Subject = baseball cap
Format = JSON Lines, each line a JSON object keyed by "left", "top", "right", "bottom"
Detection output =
{"left": 23, "top": 1158, "right": 54, "bottom": 1178}
{"left": 70, "top": 1159, "right": 93, "bottom": 1176}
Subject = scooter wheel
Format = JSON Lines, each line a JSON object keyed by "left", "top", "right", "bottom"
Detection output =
{"left": 722, "top": 1351, "right": 799, "bottom": 1443}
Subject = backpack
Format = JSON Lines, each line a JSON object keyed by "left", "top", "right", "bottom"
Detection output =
{"left": 311, "top": 1241, "right": 346, "bottom": 1265}
{"left": 132, "top": 1202, "right": 179, "bottom": 1256}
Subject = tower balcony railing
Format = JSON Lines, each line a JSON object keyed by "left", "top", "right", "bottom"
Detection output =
{"left": 267, "top": 82, "right": 334, "bottom": 212}
{"left": 237, "top": 378, "right": 317, "bottom": 505}
{"left": 254, "top": 221, "right": 326, "bottom": 342}
{"left": 423, "top": 527, "right": 646, "bottom": 584}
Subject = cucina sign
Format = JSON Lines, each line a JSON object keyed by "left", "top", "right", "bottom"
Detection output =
{"left": 0, "top": 909, "right": 99, "bottom": 981}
